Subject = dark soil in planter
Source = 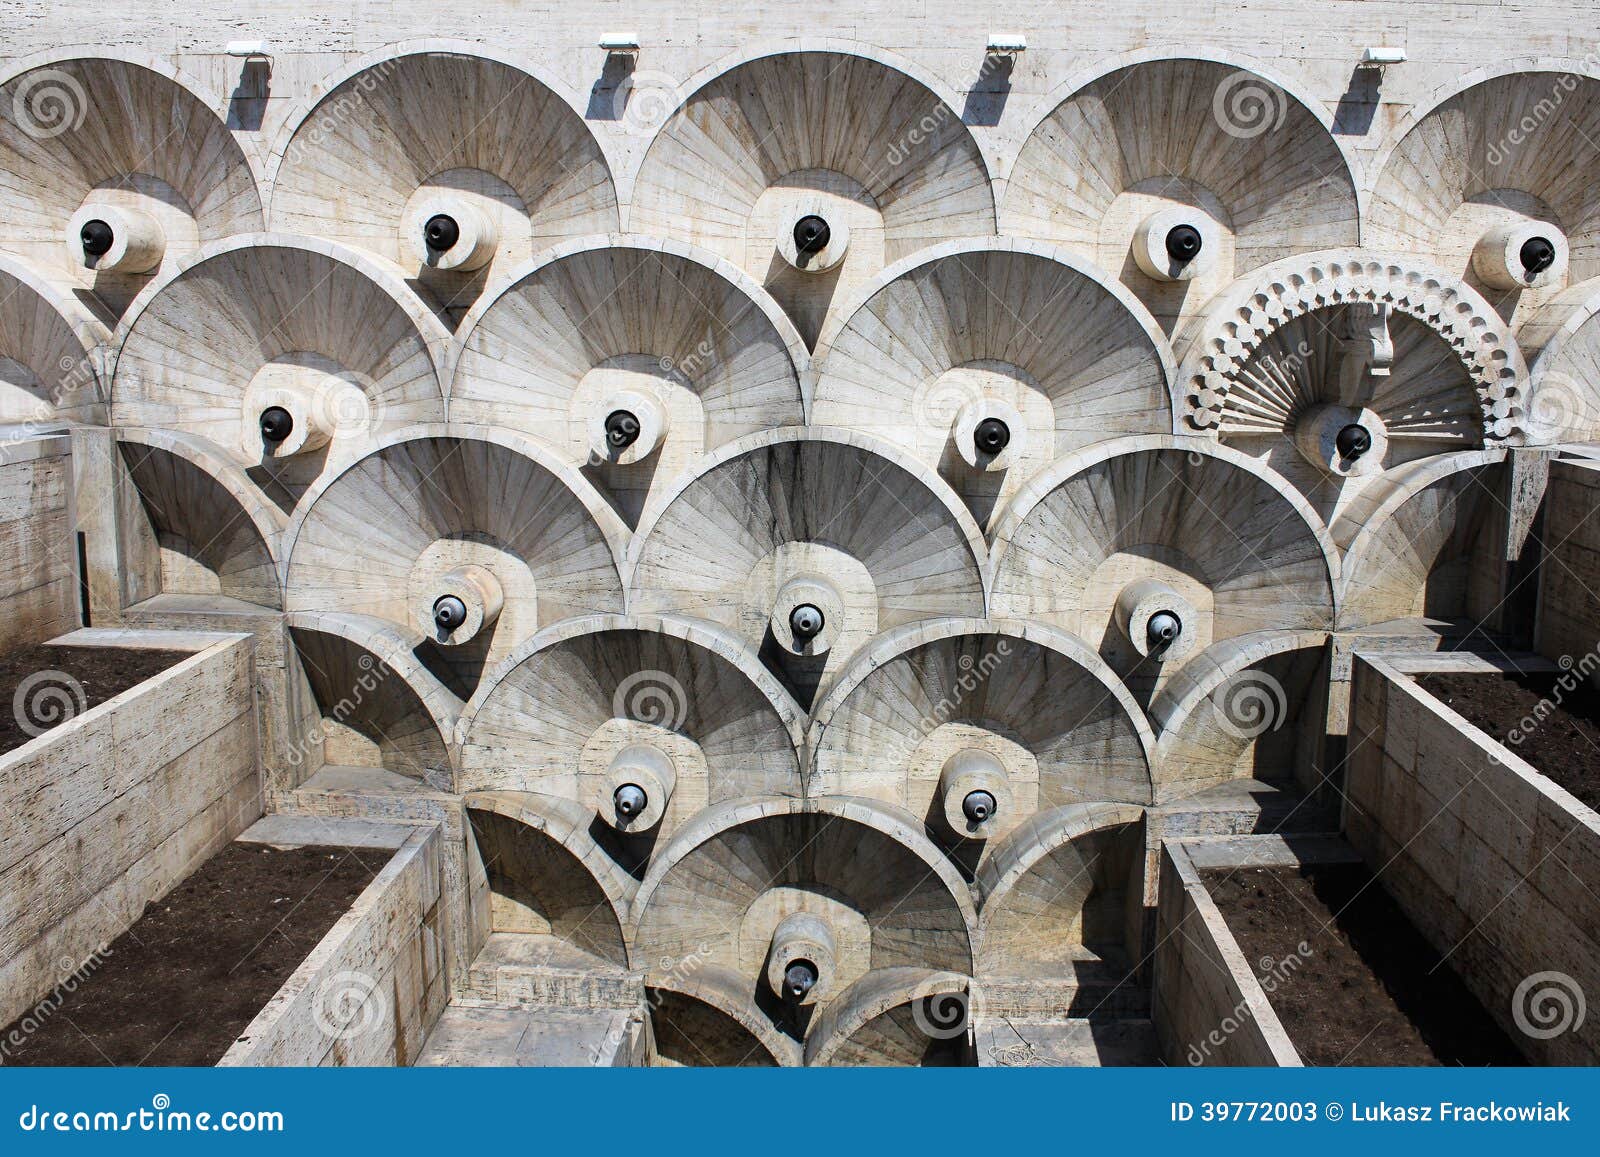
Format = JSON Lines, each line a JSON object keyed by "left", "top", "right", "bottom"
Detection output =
{"left": 1203, "top": 863, "right": 1525, "bottom": 1066}
{"left": 0, "top": 643, "right": 191, "bottom": 755}
{"left": 0, "top": 843, "right": 383, "bottom": 1066}
{"left": 1415, "top": 670, "right": 1600, "bottom": 811}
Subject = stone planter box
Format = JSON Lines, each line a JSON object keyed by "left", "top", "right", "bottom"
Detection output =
{"left": 1346, "top": 651, "right": 1600, "bottom": 1065}
{"left": 0, "top": 628, "right": 259, "bottom": 1028}
{"left": 1151, "top": 835, "right": 1328, "bottom": 1067}
{"left": 219, "top": 818, "right": 448, "bottom": 1067}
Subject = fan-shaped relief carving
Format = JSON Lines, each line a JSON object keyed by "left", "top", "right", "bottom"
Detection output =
{"left": 286, "top": 611, "right": 461, "bottom": 789}
{"left": 269, "top": 45, "right": 619, "bottom": 317}
{"left": 990, "top": 438, "right": 1336, "bottom": 700}
{"left": 1370, "top": 68, "right": 1600, "bottom": 324}
{"left": 0, "top": 255, "right": 108, "bottom": 424}
{"left": 648, "top": 968, "right": 801, "bottom": 1066}
{"left": 1334, "top": 451, "right": 1509, "bottom": 630}
{"left": 451, "top": 238, "right": 806, "bottom": 526}
{"left": 457, "top": 615, "right": 804, "bottom": 853}
{"left": 0, "top": 54, "right": 262, "bottom": 317}
{"left": 808, "top": 621, "right": 1155, "bottom": 861}
{"left": 1520, "top": 280, "right": 1600, "bottom": 444}
{"left": 1203, "top": 304, "right": 1489, "bottom": 521}
{"left": 1179, "top": 254, "right": 1529, "bottom": 455}
{"left": 813, "top": 240, "right": 1176, "bottom": 525}
{"left": 117, "top": 429, "right": 284, "bottom": 610}
{"left": 975, "top": 803, "right": 1144, "bottom": 980}
{"left": 1002, "top": 55, "right": 1359, "bottom": 333}
{"left": 283, "top": 428, "right": 626, "bottom": 697}
{"left": 111, "top": 237, "right": 448, "bottom": 500}
{"left": 1148, "top": 631, "right": 1329, "bottom": 801}
{"left": 626, "top": 430, "right": 988, "bottom": 708}
{"left": 631, "top": 798, "right": 977, "bottom": 1046}
{"left": 629, "top": 47, "right": 995, "bottom": 347}
{"left": 802, "top": 967, "right": 976, "bottom": 1066}
{"left": 464, "top": 790, "right": 636, "bottom": 971}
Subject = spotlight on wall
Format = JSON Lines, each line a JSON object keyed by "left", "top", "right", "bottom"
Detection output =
{"left": 986, "top": 33, "right": 1027, "bottom": 56}
{"left": 225, "top": 40, "right": 272, "bottom": 59}
{"left": 1358, "top": 46, "right": 1406, "bottom": 67}
{"left": 599, "top": 32, "right": 640, "bottom": 55}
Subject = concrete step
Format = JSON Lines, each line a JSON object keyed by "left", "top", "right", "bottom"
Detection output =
{"left": 461, "top": 933, "right": 644, "bottom": 1011}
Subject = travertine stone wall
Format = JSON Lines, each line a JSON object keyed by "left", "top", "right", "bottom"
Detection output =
{"left": 0, "top": 630, "right": 260, "bottom": 1027}
{"left": 1346, "top": 652, "right": 1600, "bottom": 1065}
{"left": 0, "top": 433, "right": 79, "bottom": 651}
{"left": 1537, "top": 457, "right": 1600, "bottom": 663}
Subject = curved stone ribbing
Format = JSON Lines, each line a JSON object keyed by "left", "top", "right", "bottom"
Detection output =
{"left": 270, "top": 49, "right": 618, "bottom": 287}
{"left": 0, "top": 56, "right": 262, "bottom": 311}
{"left": 1178, "top": 254, "right": 1527, "bottom": 443}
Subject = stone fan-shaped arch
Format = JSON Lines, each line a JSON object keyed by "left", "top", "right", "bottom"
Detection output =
{"left": 631, "top": 798, "right": 977, "bottom": 1012}
{"left": 117, "top": 429, "right": 284, "bottom": 609}
{"left": 1334, "top": 450, "right": 1507, "bottom": 629}
{"left": 451, "top": 237, "right": 806, "bottom": 525}
{"left": 626, "top": 429, "right": 988, "bottom": 705}
{"left": 808, "top": 619, "right": 1156, "bottom": 820}
{"left": 1370, "top": 66, "right": 1600, "bottom": 294}
{"left": 112, "top": 236, "right": 448, "bottom": 489}
{"left": 1003, "top": 54, "right": 1358, "bottom": 330}
{"left": 1520, "top": 280, "right": 1600, "bottom": 443}
{"left": 629, "top": 45, "right": 995, "bottom": 345}
{"left": 1148, "top": 630, "right": 1329, "bottom": 799}
{"left": 990, "top": 437, "right": 1337, "bottom": 654}
{"left": 269, "top": 44, "right": 618, "bottom": 306}
{"left": 647, "top": 966, "right": 801, "bottom": 1067}
{"left": 464, "top": 790, "right": 635, "bottom": 969}
{"left": 286, "top": 611, "right": 462, "bottom": 787}
{"left": 283, "top": 428, "right": 626, "bottom": 692}
{"left": 457, "top": 614, "right": 804, "bottom": 831}
{"left": 1177, "top": 253, "right": 1528, "bottom": 443}
{"left": 802, "top": 967, "right": 975, "bottom": 1066}
{"left": 0, "top": 254, "right": 108, "bottom": 423}
{"left": 0, "top": 53, "right": 262, "bottom": 315}
{"left": 975, "top": 803, "right": 1145, "bottom": 977}
{"left": 813, "top": 239, "right": 1175, "bottom": 523}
